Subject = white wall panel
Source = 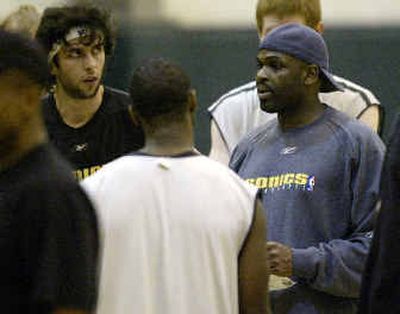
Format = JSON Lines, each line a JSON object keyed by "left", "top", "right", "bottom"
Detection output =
{"left": 157, "top": 0, "right": 400, "bottom": 28}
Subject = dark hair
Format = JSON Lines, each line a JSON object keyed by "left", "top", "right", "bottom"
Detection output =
{"left": 129, "top": 58, "right": 191, "bottom": 119}
{"left": 35, "top": 5, "right": 115, "bottom": 56}
{"left": 0, "top": 30, "right": 49, "bottom": 87}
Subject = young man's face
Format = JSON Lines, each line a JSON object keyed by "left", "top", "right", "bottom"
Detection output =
{"left": 256, "top": 49, "right": 307, "bottom": 114}
{"left": 52, "top": 33, "right": 105, "bottom": 99}
{"left": 259, "top": 14, "right": 307, "bottom": 41}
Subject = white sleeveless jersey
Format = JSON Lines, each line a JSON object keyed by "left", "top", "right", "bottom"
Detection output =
{"left": 82, "top": 153, "right": 258, "bottom": 314}
{"left": 208, "top": 75, "right": 380, "bottom": 153}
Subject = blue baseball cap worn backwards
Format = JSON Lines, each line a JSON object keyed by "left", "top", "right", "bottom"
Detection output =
{"left": 259, "top": 23, "right": 343, "bottom": 93}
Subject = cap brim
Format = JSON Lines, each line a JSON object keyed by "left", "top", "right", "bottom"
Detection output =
{"left": 320, "top": 69, "right": 344, "bottom": 93}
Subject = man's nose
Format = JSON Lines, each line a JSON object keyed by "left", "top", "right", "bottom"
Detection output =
{"left": 256, "top": 66, "right": 268, "bottom": 82}
{"left": 83, "top": 53, "right": 98, "bottom": 71}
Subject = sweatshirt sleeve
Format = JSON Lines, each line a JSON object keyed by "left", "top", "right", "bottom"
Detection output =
{"left": 291, "top": 128, "right": 385, "bottom": 298}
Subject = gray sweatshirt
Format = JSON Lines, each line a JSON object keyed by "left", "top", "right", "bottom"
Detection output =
{"left": 230, "top": 105, "right": 385, "bottom": 313}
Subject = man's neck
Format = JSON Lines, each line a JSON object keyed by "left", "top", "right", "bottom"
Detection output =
{"left": 278, "top": 96, "right": 325, "bottom": 130}
{"left": 54, "top": 85, "right": 104, "bottom": 128}
{"left": 140, "top": 121, "right": 195, "bottom": 157}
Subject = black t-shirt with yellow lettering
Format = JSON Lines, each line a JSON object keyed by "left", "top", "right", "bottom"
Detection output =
{"left": 42, "top": 87, "right": 144, "bottom": 180}
{"left": 0, "top": 144, "right": 98, "bottom": 313}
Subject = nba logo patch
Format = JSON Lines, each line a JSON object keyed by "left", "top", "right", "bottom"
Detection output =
{"left": 306, "top": 176, "right": 316, "bottom": 191}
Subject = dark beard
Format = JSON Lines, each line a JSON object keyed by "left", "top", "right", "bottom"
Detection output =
{"left": 260, "top": 99, "right": 281, "bottom": 113}
{"left": 63, "top": 81, "right": 102, "bottom": 100}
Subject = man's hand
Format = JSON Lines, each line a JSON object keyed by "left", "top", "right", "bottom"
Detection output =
{"left": 266, "top": 241, "right": 293, "bottom": 277}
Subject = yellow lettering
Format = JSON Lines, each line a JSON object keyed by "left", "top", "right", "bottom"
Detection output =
{"left": 295, "top": 173, "right": 308, "bottom": 185}
{"left": 284, "top": 173, "right": 295, "bottom": 185}
{"left": 90, "top": 166, "right": 102, "bottom": 175}
{"left": 82, "top": 168, "right": 90, "bottom": 179}
{"left": 269, "top": 176, "right": 280, "bottom": 188}
{"left": 73, "top": 170, "right": 83, "bottom": 181}
{"left": 73, "top": 165, "right": 103, "bottom": 181}
{"left": 255, "top": 177, "right": 269, "bottom": 189}
{"left": 246, "top": 178, "right": 256, "bottom": 186}
{"left": 279, "top": 175, "right": 285, "bottom": 186}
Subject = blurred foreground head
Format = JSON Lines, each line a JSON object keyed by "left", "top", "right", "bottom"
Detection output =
{"left": 0, "top": 30, "right": 49, "bottom": 158}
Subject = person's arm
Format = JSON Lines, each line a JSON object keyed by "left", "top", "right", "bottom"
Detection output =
{"left": 291, "top": 132, "right": 385, "bottom": 298}
{"left": 209, "top": 120, "right": 231, "bottom": 165}
{"left": 239, "top": 198, "right": 270, "bottom": 314}
{"left": 358, "top": 105, "right": 381, "bottom": 133}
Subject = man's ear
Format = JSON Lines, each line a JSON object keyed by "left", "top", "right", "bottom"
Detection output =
{"left": 304, "top": 64, "right": 319, "bottom": 87}
{"left": 49, "top": 60, "right": 58, "bottom": 76}
{"left": 128, "top": 104, "right": 141, "bottom": 126}
{"left": 315, "top": 21, "right": 324, "bottom": 34}
{"left": 187, "top": 88, "right": 197, "bottom": 113}
{"left": 49, "top": 52, "right": 61, "bottom": 76}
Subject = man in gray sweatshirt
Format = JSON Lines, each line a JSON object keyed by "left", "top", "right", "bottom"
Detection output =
{"left": 230, "top": 23, "right": 385, "bottom": 313}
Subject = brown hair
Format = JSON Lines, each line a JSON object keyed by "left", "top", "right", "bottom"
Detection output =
{"left": 256, "top": 0, "right": 321, "bottom": 34}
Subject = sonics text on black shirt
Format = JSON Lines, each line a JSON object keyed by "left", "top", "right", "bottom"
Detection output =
{"left": 42, "top": 87, "right": 144, "bottom": 180}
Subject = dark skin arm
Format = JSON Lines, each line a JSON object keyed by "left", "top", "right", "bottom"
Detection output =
{"left": 239, "top": 199, "right": 270, "bottom": 314}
